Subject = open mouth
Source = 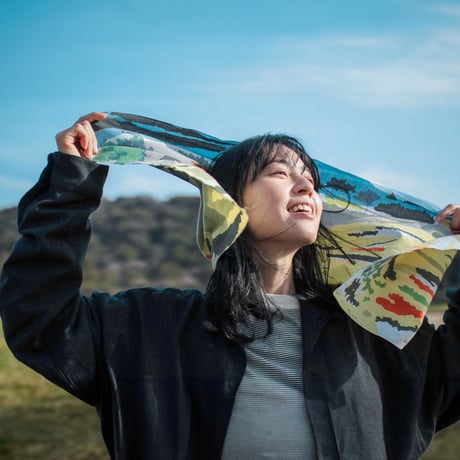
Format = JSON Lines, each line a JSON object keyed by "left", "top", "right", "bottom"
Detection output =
{"left": 288, "top": 203, "right": 313, "bottom": 214}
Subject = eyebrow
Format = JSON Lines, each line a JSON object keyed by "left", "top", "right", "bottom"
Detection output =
{"left": 270, "top": 157, "right": 312, "bottom": 176}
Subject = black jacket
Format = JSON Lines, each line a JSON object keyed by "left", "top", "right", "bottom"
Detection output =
{"left": 1, "top": 153, "right": 460, "bottom": 460}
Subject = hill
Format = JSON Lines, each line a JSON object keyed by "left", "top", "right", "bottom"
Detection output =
{"left": 81, "top": 195, "right": 213, "bottom": 293}
{"left": 0, "top": 195, "right": 213, "bottom": 295}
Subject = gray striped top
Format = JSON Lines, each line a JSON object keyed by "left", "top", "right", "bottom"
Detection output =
{"left": 221, "top": 294, "right": 317, "bottom": 459}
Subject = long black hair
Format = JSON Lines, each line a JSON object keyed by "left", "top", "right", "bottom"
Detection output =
{"left": 205, "top": 134, "right": 340, "bottom": 343}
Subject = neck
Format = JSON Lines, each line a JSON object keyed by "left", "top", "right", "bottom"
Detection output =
{"left": 257, "top": 252, "right": 296, "bottom": 295}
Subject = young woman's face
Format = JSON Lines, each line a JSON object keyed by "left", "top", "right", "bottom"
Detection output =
{"left": 242, "top": 146, "right": 323, "bottom": 257}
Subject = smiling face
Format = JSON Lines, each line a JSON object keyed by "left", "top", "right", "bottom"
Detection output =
{"left": 242, "top": 146, "right": 323, "bottom": 258}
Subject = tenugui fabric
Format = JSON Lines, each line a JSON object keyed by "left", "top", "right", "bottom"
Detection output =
{"left": 92, "top": 112, "right": 460, "bottom": 348}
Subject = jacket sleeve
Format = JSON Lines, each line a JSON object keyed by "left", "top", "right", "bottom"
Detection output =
{"left": 430, "top": 287, "right": 460, "bottom": 431}
{"left": 0, "top": 152, "right": 109, "bottom": 405}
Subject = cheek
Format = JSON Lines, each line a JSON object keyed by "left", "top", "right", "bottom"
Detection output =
{"left": 245, "top": 200, "right": 267, "bottom": 226}
{"left": 316, "top": 196, "right": 323, "bottom": 216}
{"left": 242, "top": 182, "right": 269, "bottom": 211}
{"left": 243, "top": 190, "right": 272, "bottom": 231}
{"left": 313, "top": 195, "right": 323, "bottom": 227}
{"left": 241, "top": 183, "right": 253, "bottom": 209}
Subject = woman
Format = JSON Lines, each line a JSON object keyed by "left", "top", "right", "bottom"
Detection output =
{"left": 1, "top": 112, "right": 460, "bottom": 459}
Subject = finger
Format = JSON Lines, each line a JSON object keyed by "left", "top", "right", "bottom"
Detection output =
{"left": 76, "top": 111, "right": 107, "bottom": 124}
{"left": 55, "top": 125, "right": 81, "bottom": 157}
{"left": 78, "top": 120, "right": 98, "bottom": 159}
{"left": 56, "top": 121, "right": 92, "bottom": 158}
{"left": 78, "top": 113, "right": 106, "bottom": 157}
{"left": 435, "top": 204, "right": 457, "bottom": 223}
{"left": 56, "top": 112, "right": 107, "bottom": 158}
{"left": 88, "top": 119, "right": 101, "bottom": 155}
{"left": 451, "top": 208, "right": 460, "bottom": 233}
{"left": 78, "top": 123, "right": 90, "bottom": 158}
{"left": 436, "top": 203, "right": 460, "bottom": 233}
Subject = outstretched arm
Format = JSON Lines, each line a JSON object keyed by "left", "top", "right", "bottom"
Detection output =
{"left": 0, "top": 114, "right": 109, "bottom": 404}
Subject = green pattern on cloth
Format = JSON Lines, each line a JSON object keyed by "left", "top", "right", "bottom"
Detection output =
{"left": 93, "top": 113, "right": 248, "bottom": 267}
{"left": 93, "top": 112, "right": 460, "bottom": 349}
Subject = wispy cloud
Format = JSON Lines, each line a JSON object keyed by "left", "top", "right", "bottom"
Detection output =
{"left": 356, "top": 166, "right": 418, "bottom": 193}
{"left": 355, "top": 164, "right": 450, "bottom": 209}
{"left": 202, "top": 26, "right": 460, "bottom": 109}
{"left": 432, "top": 3, "right": 460, "bottom": 19}
{"left": 0, "top": 175, "right": 31, "bottom": 192}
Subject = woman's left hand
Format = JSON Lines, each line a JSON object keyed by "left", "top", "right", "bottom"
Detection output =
{"left": 436, "top": 204, "right": 460, "bottom": 233}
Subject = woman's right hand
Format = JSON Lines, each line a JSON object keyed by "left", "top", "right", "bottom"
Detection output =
{"left": 55, "top": 112, "right": 107, "bottom": 160}
{"left": 436, "top": 203, "right": 460, "bottom": 234}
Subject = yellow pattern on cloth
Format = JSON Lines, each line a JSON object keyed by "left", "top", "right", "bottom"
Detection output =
{"left": 93, "top": 112, "right": 460, "bottom": 349}
{"left": 148, "top": 162, "right": 248, "bottom": 267}
{"left": 320, "top": 194, "right": 460, "bottom": 348}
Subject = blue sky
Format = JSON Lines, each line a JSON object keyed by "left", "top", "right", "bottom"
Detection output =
{"left": 1, "top": 0, "right": 459, "bottom": 210}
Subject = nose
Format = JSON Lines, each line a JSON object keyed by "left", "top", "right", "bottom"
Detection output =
{"left": 293, "top": 175, "right": 314, "bottom": 195}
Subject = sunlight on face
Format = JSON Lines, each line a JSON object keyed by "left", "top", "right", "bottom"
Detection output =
{"left": 242, "top": 146, "right": 323, "bottom": 257}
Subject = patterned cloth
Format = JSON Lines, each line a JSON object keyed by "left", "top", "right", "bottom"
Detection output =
{"left": 93, "top": 112, "right": 460, "bottom": 348}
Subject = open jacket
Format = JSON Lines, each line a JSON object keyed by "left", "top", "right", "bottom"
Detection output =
{"left": 1, "top": 152, "right": 460, "bottom": 460}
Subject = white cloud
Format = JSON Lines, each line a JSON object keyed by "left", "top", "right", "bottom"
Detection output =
{"left": 354, "top": 165, "right": 449, "bottom": 209}
{"left": 355, "top": 166, "right": 418, "bottom": 193}
{"left": 202, "top": 27, "right": 460, "bottom": 109}
{"left": 432, "top": 3, "right": 460, "bottom": 18}
{"left": 0, "top": 175, "right": 31, "bottom": 191}
{"left": 272, "top": 33, "right": 399, "bottom": 52}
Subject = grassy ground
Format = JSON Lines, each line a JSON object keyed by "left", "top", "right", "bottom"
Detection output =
{"left": 0, "top": 332, "right": 108, "bottom": 459}
{"left": 1, "top": 325, "right": 459, "bottom": 459}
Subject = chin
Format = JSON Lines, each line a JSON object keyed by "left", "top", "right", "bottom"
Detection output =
{"left": 290, "top": 236, "right": 318, "bottom": 251}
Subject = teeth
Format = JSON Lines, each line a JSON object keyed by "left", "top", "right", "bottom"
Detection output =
{"left": 290, "top": 204, "right": 312, "bottom": 213}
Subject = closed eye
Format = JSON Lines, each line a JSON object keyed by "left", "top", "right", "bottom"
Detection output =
{"left": 304, "top": 175, "right": 315, "bottom": 185}
{"left": 272, "top": 169, "right": 288, "bottom": 176}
